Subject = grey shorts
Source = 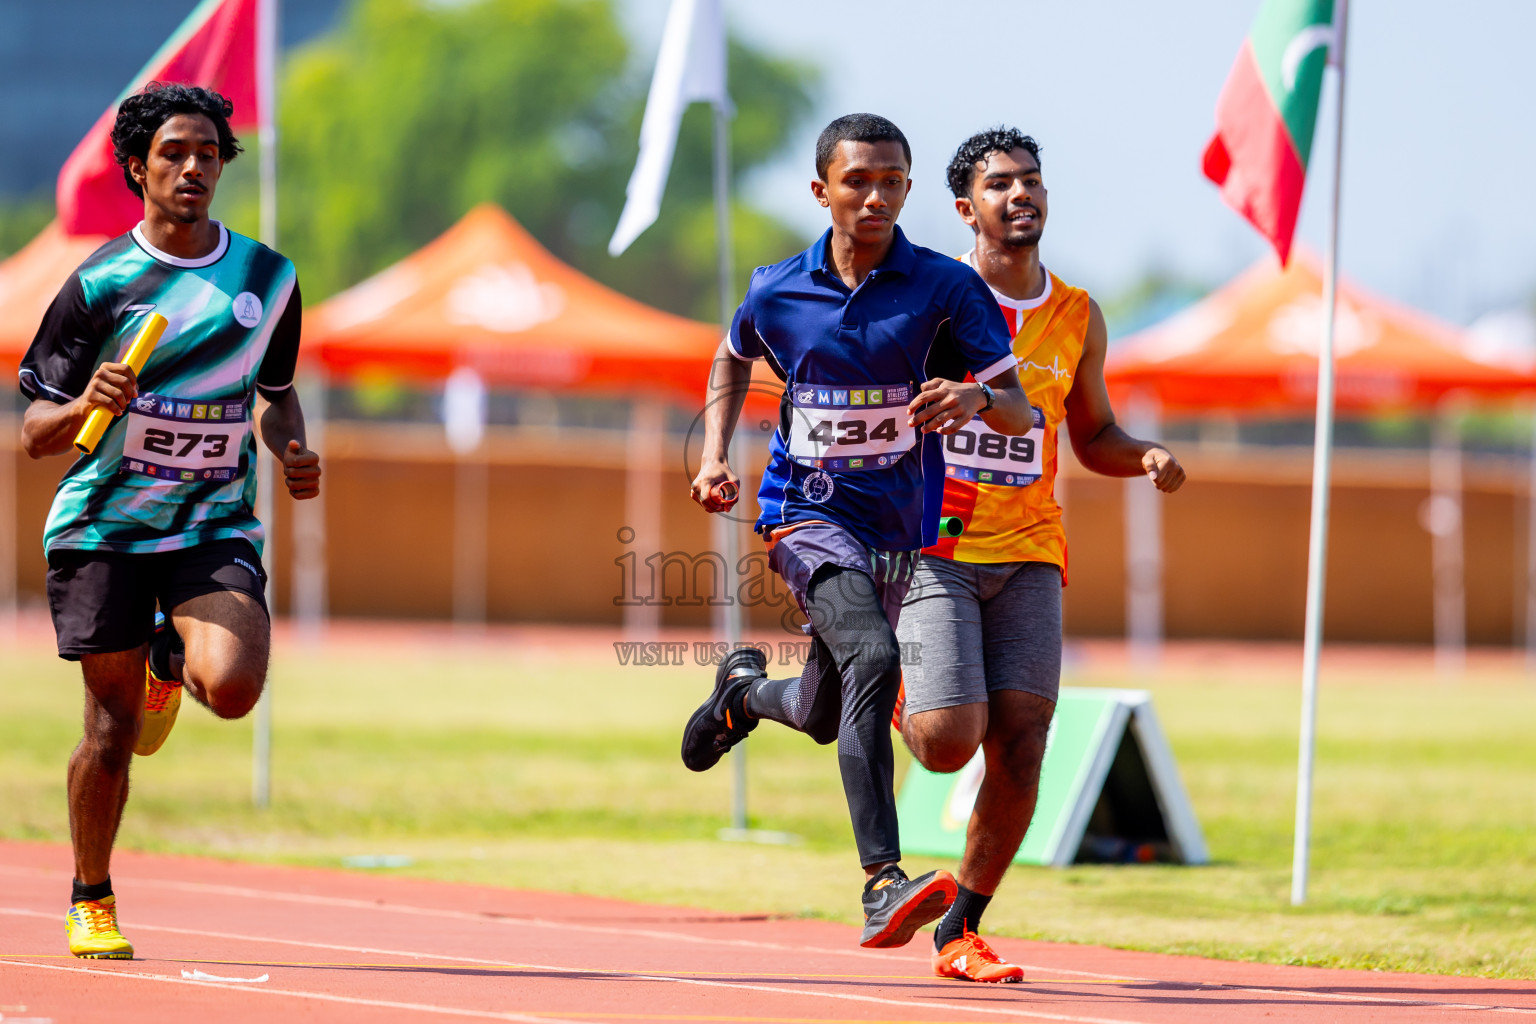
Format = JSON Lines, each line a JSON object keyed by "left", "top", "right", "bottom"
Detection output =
{"left": 766, "top": 521, "right": 918, "bottom": 637}
{"left": 896, "top": 555, "right": 1062, "bottom": 713}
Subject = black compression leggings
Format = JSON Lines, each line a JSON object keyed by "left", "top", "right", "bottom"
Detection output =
{"left": 746, "top": 566, "right": 903, "bottom": 867}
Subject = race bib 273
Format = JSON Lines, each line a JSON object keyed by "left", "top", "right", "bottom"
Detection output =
{"left": 119, "top": 392, "right": 250, "bottom": 484}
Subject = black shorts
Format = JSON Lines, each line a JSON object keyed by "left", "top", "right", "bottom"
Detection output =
{"left": 45, "top": 539, "right": 269, "bottom": 660}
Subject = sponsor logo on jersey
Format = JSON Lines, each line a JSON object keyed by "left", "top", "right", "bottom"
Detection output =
{"left": 888, "top": 385, "right": 910, "bottom": 402}
{"left": 179, "top": 470, "right": 195, "bottom": 482}
{"left": 208, "top": 405, "right": 223, "bottom": 420}
{"left": 832, "top": 389, "right": 848, "bottom": 405}
{"left": 849, "top": 390, "right": 865, "bottom": 405}
{"left": 849, "top": 458, "right": 863, "bottom": 468}
{"left": 158, "top": 400, "right": 175, "bottom": 416}
{"left": 232, "top": 292, "right": 264, "bottom": 328}
{"left": 134, "top": 396, "right": 157, "bottom": 413}
{"left": 128, "top": 460, "right": 144, "bottom": 472}
{"left": 175, "top": 403, "right": 191, "bottom": 418}
{"left": 867, "top": 389, "right": 882, "bottom": 404}
{"left": 816, "top": 389, "right": 831, "bottom": 405}
{"left": 234, "top": 557, "right": 261, "bottom": 578}
{"left": 192, "top": 405, "right": 208, "bottom": 419}
{"left": 796, "top": 388, "right": 815, "bottom": 403}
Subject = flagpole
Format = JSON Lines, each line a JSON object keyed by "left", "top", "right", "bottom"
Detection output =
{"left": 711, "top": 96, "right": 751, "bottom": 833}
{"left": 1291, "top": 0, "right": 1350, "bottom": 907}
{"left": 252, "top": 0, "right": 279, "bottom": 810}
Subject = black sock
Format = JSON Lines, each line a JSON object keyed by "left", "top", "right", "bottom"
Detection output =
{"left": 71, "top": 877, "right": 113, "bottom": 906}
{"left": 147, "top": 616, "right": 183, "bottom": 682}
{"left": 935, "top": 884, "right": 992, "bottom": 949}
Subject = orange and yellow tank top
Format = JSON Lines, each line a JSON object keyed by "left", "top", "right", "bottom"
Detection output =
{"left": 925, "top": 260, "right": 1090, "bottom": 570}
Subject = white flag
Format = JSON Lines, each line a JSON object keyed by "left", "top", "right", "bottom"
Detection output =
{"left": 608, "top": 0, "right": 729, "bottom": 256}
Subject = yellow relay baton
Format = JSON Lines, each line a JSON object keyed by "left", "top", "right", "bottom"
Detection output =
{"left": 73, "top": 313, "right": 168, "bottom": 454}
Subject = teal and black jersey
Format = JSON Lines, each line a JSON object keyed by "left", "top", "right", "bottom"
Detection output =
{"left": 19, "top": 222, "right": 301, "bottom": 557}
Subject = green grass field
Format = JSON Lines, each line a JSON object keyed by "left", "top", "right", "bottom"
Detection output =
{"left": 2, "top": 628, "right": 1533, "bottom": 978}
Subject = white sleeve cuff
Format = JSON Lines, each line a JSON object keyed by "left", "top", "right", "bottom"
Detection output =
{"left": 973, "top": 353, "right": 1018, "bottom": 383}
{"left": 725, "top": 332, "right": 759, "bottom": 362}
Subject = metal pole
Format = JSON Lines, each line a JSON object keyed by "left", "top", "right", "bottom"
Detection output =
{"left": 711, "top": 100, "right": 749, "bottom": 831}
{"left": 252, "top": 0, "right": 279, "bottom": 810}
{"left": 1525, "top": 406, "right": 1536, "bottom": 672}
{"left": 1430, "top": 405, "right": 1465, "bottom": 676}
{"left": 1291, "top": 0, "right": 1349, "bottom": 907}
{"left": 1123, "top": 390, "right": 1163, "bottom": 670}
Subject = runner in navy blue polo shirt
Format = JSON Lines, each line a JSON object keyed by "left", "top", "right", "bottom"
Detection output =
{"left": 681, "top": 114, "right": 1034, "bottom": 949}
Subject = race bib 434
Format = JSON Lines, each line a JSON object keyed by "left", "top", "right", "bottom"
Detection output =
{"left": 785, "top": 382, "right": 917, "bottom": 472}
{"left": 119, "top": 392, "right": 250, "bottom": 484}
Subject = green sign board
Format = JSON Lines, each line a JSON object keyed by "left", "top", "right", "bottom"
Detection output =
{"left": 896, "top": 688, "right": 1207, "bottom": 867}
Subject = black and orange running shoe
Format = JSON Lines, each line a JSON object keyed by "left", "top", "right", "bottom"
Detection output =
{"left": 681, "top": 647, "right": 766, "bottom": 772}
{"left": 859, "top": 865, "right": 957, "bottom": 948}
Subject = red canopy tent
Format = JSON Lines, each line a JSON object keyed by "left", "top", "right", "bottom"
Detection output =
{"left": 305, "top": 203, "right": 727, "bottom": 403}
{"left": 0, "top": 222, "right": 111, "bottom": 377}
{"left": 1104, "top": 250, "right": 1536, "bottom": 670}
{"left": 1105, "top": 250, "right": 1536, "bottom": 414}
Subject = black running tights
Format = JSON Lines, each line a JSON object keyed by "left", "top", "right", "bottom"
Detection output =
{"left": 746, "top": 566, "right": 903, "bottom": 867}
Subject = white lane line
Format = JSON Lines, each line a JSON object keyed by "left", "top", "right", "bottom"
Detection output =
{"left": 5, "top": 873, "right": 1534, "bottom": 1017}
{"left": 0, "top": 910, "right": 1148, "bottom": 1024}
{"left": 0, "top": 958, "right": 583, "bottom": 1023}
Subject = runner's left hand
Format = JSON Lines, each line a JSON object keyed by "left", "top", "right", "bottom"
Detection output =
{"left": 908, "top": 379, "right": 985, "bottom": 434}
{"left": 282, "top": 440, "right": 322, "bottom": 500}
{"left": 1142, "top": 447, "right": 1184, "bottom": 493}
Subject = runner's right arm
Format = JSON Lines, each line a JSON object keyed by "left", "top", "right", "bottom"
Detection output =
{"left": 691, "top": 283, "right": 766, "bottom": 513}
{"left": 690, "top": 336, "right": 753, "bottom": 513}
{"left": 19, "top": 273, "right": 128, "bottom": 459}
{"left": 21, "top": 367, "right": 138, "bottom": 458}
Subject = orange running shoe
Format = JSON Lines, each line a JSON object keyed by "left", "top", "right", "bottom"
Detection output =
{"left": 932, "top": 931, "right": 1025, "bottom": 983}
{"left": 136, "top": 614, "right": 182, "bottom": 757}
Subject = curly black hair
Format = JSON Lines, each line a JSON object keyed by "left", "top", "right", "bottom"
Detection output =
{"left": 111, "top": 82, "right": 244, "bottom": 198}
{"left": 814, "top": 113, "right": 911, "bottom": 180}
{"left": 946, "top": 127, "right": 1040, "bottom": 199}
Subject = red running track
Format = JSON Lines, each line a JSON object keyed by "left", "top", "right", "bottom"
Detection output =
{"left": 0, "top": 841, "right": 1531, "bottom": 1024}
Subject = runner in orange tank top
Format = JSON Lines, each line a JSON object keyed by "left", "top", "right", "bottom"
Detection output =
{"left": 895, "top": 128, "right": 1186, "bottom": 984}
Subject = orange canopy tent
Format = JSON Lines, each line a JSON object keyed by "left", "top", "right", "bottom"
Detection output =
{"left": 1105, "top": 251, "right": 1536, "bottom": 413}
{"left": 306, "top": 203, "right": 731, "bottom": 404}
{"left": 0, "top": 222, "right": 111, "bottom": 377}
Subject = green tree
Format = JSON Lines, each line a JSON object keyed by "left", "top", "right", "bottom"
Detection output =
{"left": 263, "top": 0, "right": 818, "bottom": 320}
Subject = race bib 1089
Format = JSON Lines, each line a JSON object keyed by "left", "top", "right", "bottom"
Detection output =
{"left": 119, "top": 392, "right": 250, "bottom": 484}
{"left": 785, "top": 382, "right": 917, "bottom": 472}
{"left": 941, "top": 405, "right": 1046, "bottom": 487}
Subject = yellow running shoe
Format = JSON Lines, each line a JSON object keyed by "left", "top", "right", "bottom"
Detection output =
{"left": 66, "top": 895, "right": 133, "bottom": 959}
{"left": 135, "top": 662, "right": 182, "bottom": 757}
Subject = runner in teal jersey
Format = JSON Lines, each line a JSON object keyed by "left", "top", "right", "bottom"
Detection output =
{"left": 18, "top": 84, "right": 321, "bottom": 960}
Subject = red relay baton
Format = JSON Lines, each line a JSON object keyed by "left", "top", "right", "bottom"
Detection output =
{"left": 711, "top": 481, "right": 739, "bottom": 512}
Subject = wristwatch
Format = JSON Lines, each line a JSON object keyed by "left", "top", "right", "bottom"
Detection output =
{"left": 977, "top": 381, "right": 996, "bottom": 413}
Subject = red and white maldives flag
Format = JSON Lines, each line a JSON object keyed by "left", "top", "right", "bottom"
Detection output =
{"left": 1202, "top": 0, "right": 1336, "bottom": 265}
{"left": 56, "top": 0, "right": 273, "bottom": 237}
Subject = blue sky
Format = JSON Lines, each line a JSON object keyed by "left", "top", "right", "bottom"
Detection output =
{"left": 621, "top": 0, "right": 1536, "bottom": 325}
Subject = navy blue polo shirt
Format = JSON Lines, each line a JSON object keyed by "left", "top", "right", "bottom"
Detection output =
{"left": 729, "top": 226, "right": 1015, "bottom": 551}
